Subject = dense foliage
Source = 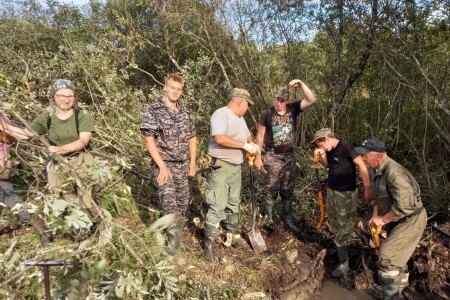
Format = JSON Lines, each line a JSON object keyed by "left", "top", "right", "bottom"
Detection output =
{"left": 0, "top": 0, "right": 448, "bottom": 298}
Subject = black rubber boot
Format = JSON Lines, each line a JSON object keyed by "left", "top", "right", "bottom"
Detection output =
{"left": 262, "top": 191, "right": 276, "bottom": 224}
{"left": 378, "top": 270, "right": 402, "bottom": 300}
{"left": 204, "top": 222, "right": 219, "bottom": 260}
{"left": 280, "top": 190, "right": 298, "bottom": 232}
{"left": 331, "top": 246, "right": 349, "bottom": 277}
{"left": 31, "top": 216, "right": 53, "bottom": 245}
{"left": 164, "top": 217, "right": 182, "bottom": 256}
{"left": 223, "top": 209, "right": 238, "bottom": 233}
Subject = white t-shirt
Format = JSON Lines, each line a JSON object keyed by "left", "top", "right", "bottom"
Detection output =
{"left": 208, "top": 107, "right": 250, "bottom": 165}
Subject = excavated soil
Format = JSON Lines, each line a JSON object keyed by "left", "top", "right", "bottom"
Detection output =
{"left": 184, "top": 197, "right": 450, "bottom": 299}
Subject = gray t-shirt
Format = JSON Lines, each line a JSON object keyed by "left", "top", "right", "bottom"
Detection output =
{"left": 208, "top": 106, "right": 250, "bottom": 165}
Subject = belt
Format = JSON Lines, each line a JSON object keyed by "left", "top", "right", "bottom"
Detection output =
{"left": 209, "top": 156, "right": 236, "bottom": 166}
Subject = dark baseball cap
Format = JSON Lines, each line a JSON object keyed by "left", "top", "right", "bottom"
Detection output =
{"left": 354, "top": 139, "right": 387, "bottom": 154}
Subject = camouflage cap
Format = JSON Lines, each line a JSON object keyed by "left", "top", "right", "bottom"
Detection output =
{"left": 354, "top": 139, "right": 387, "bottom": 154}
{"left": 231, "top": 88, "right": 254, "bottom": 105}
{"left": 311, "top": 128, "right": 332, "bottom": 144}
{"left": 275, "top": 87, "right": 289, "bottom": 101}
{"left": 48, "top": 79, "right": 76, "bottom": 101}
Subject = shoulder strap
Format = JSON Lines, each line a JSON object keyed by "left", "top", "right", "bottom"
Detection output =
{"left": 47, "top": 113, "right": 51, "bottom": 131}
{"left": 75, "top": 109, "right": 80, "bottom": 135}
{"left": 47, "top": 109, "right": 80, "bottom": 133}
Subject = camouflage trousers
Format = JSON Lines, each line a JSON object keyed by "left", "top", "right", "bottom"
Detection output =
{"left": 0, "top": 180, "right": 30, "bottom": 223}
{"left": 47, "top": 152, "right": 112, "bottom": 224}
{"left": 327, "top": 188, "right": 357, "bottom": 247}
{"left": 151, "top": 160, "right": 190, "bottom": 215}
{"left": 205, "top": 161, "right": 241, "bottom": 227}
{"left": 263, "top": 151, "right": 298, "bottom": 194}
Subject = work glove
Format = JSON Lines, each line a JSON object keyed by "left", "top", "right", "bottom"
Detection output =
{"left": 250, "top": 143, "right": 261, "bottom": 155}
{"left": 314, "top": 148, "right": 325, "bottom": 156}
{"left": 243, "top": 142, "right": 259, "bottom": 155}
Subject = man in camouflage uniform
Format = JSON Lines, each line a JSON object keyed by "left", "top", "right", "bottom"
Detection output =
{"left": 254, "top": 79, "right": 315, "bottom": 232}
{"left": 203, "top": 88, "right": 260, "bottom": 259}
{"left": 355, "top": 139, "right": 426, "bottom": 300}
{"left": 140, "top": 74, "right": 197, "bottom": 256}
{"left": 313, "top": 128, "right": 371, "bottom": 277}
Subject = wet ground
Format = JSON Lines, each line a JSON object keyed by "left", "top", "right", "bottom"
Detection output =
{"left": 187, "top": 199, "right": 450, "bottom": 300}
{"left": 306, "top": 281, "right": 374, "bottom": 300}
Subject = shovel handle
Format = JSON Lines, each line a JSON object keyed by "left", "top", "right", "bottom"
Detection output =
{"left": 246, "top": 152, "right": 256, "bottom": 166}
{"left": 314, "top": 151, "right": 320, "bottom": 169}
{"left": 314, "top": 152, "right": 324, "bottom": 229}
{"left": 371, "top": 224, "right": 382, "bottom": 247}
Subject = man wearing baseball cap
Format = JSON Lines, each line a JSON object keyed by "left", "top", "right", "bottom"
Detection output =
{"left": 254, "top": 79, "right": 315, "bottom": 232}
{"left": 355, "top": 139, "right": 426, "bottom": 299}
{"left": 203, "top": 88, "right": 260, "bottom": 259}
{"left": 313, "top": 128, "right": 372, "bottom": 277}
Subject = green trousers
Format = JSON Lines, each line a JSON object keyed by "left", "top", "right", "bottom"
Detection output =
{"left": 204, "top": 161, "right": 241, "bottom": 228}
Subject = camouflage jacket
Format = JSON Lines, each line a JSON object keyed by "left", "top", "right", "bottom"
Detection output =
{"left": 369, "top": 156, "right": 423, "bottom": 219}
{"left": 140, "top": 97, "right": 196, "bottom": 162}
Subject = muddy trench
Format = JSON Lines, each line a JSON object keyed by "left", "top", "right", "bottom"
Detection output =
{"left": 187, "top": 200, "right": 450, "bottom": 300}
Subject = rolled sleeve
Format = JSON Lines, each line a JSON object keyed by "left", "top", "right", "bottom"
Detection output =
{"left": 140, "top": 107, "right": 159, "bottom": 137}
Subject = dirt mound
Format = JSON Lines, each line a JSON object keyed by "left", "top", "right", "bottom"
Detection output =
{"left": 185, "top": 205, "right": 450, "bottom": 299}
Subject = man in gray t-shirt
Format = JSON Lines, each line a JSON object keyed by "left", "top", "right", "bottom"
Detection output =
{"left": 203, "top": 88, "right": 259, "bottom": 259}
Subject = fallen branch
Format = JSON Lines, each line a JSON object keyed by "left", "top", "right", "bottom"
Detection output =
{"left": 278, "top": 248, "right": 326, "bottom": 292}
{"left": 120, "top": 235, "right": 144, "bottom": 266}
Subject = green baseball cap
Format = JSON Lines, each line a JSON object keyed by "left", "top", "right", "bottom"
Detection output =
{"left": 231, "top": 88, "right": 254, "bottom": 105}
{"left": 275, "top": 87, "right": 289, "bottom": 100}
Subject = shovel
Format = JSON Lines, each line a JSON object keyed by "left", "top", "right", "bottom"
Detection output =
{"left": 314, "top": 152, "right": 324, "bottom": 229}
{"left": 246, "top": 152, "right": 267, "bottom": 252}
{"left": 371, "top": 224, "right": 382, "bottom": 247}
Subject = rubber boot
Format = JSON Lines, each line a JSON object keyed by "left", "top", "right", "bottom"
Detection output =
{"left": 398, "top": 272, "right": 409, "bottom": 296}
{"left": 262, "top": 191, "right": 276, "bottom": 224}
{"left": 164, "top": 216, "right": 182, "bottom": 256}
{"left": 223, "top": 209, "right": 238, "bottom": 233}
{"left": 31, "top": 216, "right": 52, "bottom": 245}
{"left": 378, "top": 270, "right": 402, "bottom": 300}
{"left": 331, "top": 246, "right": 349, "bottom": 277}
{"left": 204, "top": 222, "right": 220, "bottom": 260}
{"left": 280, "top": 190, "right": 298, "bottom": 232}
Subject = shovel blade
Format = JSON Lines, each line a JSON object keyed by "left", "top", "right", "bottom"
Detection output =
{"left": 249, "top": 229, "right": 266, "bottom": 252}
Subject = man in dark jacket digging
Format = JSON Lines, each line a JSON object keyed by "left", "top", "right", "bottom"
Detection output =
{"left": 355, "top": 139, "right": 426, "bottom": 300}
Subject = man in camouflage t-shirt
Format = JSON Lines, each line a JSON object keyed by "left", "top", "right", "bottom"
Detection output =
{"left": 140, "top": 74, "right": 197, "bottom": 256}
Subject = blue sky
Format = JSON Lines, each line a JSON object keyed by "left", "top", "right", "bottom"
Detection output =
{"left": 59, "top": 0, "right": 97, "bottom": 7}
